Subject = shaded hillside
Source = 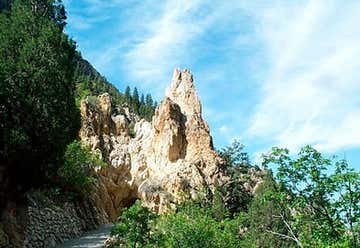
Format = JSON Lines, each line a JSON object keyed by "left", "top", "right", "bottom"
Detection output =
{"left": 74, "top": 54, "right": 124, "bottom": 109}
{"left": 74, "top": 53, "right": 156, "bottom": 120}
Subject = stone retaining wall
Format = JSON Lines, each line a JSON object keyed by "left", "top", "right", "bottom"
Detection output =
{"left": 0, "top": 192, "right": 110, "bottom": 248}
{"left": 23, "top": 195, "right": 109, "bottom": 248}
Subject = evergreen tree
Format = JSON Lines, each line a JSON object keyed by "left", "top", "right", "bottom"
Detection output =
{"left": 139, "top": 94, "right": 145, "bottom": 117}
{"left": 143, "top": 94, "right": 155, "bottom": 121}
{"left": 140, "top": 93, "right": 144, "bottom": 105}
{"left": 145, "top": 94, "right": 153, "bottom": 107}
{"left": 132, "top": 87, "right": 140, "bottom": 114}
{"left": 124, "top": 86, "right": 131, "bottom": 105}
{"left": 0, "top": 0, "right": 79, "bottom": 202}
{"left": 139, "top": 105, "right": 146, "bottom": 119}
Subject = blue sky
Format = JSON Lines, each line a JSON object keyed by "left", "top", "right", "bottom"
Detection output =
{"left": 63, "top": 0, "right": 360, "bottom": 169}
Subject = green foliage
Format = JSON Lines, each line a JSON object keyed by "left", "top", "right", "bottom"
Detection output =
{"left": 125, "top": 87, "right": 156, "bottom": 122}
{"left": 58, "top": 140, "right": 105, "bottom": 196}
{"left": 128, "top": 122, "right": 136, "bottom": 138}
{"left": 156, "top": 202, "right": 242, "bottom": 248}
{"left": 110, "top": 144, "right": 359, "bottom": 247}
{"left": 124, "top": 86, "right": 131, "bottom": 103}
{"left": 132, "top": 87, "right": 140, "bottom": 114}
{"left": 218, "top": 140, "right": 254, "bottom": 214}
{"left": 73, "top": 63, "right": 126, "bottom": 113}
{"left": 241, "top": 173, "right": 297, "bottom": 248}
{"left": 73, "top": 53, "right": 157, "bottom": 121}
{"left": 110, "top": 200, "right": 242, "bottom": 248}
{"left": 0, "top": 0, "right": 79, "bottom": 189}
{"left": 219, "top": 140, "right": 250, "bottom": 168}
{"left": 110, "top": 200, "right": 158, "bottom": 248}
{"left": 332, "top": 159, "right": 360, "bottom": 245}
{"left": 86, "top": 95, "right": 99, "bottom": 107}
{"left": 74, "top": 69, "right": 157, "bottom": 121}
{"left": 261, "top": 145, "right": 360, "bottom": 247}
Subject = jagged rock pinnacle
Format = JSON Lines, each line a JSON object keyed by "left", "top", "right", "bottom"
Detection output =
{"left": 79, "top": 68, "right": 226, "bottom": 216}
{"left": 166, "top": 68, "right": 202, "bottom": 117}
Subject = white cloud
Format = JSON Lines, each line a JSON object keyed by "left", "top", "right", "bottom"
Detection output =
{"left": 123, "top": 0, "right": 215, "bottom": 89}
{"left": 246, "top": 0, "right": 360, "bottom": 153}
{"left": 64, "top": 0, "right": 360, "bottom": 156}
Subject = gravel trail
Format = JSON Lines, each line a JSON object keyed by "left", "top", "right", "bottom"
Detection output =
{"left": 56, "top": 224, "right": 113, "bottom": 248}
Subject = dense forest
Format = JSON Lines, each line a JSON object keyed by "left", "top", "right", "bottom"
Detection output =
{"left": 0, "top": 1, "right": 359, "bottom": 248}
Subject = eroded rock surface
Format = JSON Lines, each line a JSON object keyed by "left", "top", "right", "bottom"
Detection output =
{"left": 80, "top": 69, "right": 226, "bottom": 218}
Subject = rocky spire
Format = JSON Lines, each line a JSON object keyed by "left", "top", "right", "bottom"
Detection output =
{"left": 79, "top": 69, "right": 226, "bottom": 216}
{"left": 165, "top": 68, "right": 202, "bottom": 117}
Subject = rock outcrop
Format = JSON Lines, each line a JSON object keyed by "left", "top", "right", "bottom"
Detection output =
{"left": 79, "top": 69, "right": 226, "bottom": 218}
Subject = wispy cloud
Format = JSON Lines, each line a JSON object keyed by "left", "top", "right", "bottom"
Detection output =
{"left": 64, "top": 0, "right": 360, "bottom": 162}
{"left": 246, "top": 0, "right": 360, "bottom": 153}
{"left": 123, "top": 0, "right": 217, "bottom": 91}
{"left": 78, "top": 0, "right": 253, "bottom": 95}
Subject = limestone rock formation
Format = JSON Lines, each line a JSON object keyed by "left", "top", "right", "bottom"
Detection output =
{"left": 79, "top": 69, "right": 226, "bottom": 218}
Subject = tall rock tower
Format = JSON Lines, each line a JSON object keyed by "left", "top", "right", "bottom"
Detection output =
{"left": 79, "top": 69, "right": 226, "bottom": 218}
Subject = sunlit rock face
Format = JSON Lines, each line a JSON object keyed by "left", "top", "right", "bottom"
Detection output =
{"left": 79, "top": 69, "right": 226, "bottom": 218}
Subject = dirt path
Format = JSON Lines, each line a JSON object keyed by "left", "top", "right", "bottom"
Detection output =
{"left": 56, "top": 224, "right": 113, "bottom": 248}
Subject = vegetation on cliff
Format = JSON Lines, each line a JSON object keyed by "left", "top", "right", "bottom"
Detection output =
{"left": 74, "top": 57, "right": 157, "bottom": 121}
{"left": 58, "top": 140, "right": 106, "bottom": 196}
{"left": 109, "top": 143, "right": 359, "bottom": 248}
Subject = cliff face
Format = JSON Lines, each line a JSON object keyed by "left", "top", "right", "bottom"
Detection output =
{"left": 79, "top": 69, "right": 226, "bottom": 219}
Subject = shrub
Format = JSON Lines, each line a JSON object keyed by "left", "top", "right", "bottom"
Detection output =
{"left": 110, "top": 200, "right": 242, "bottom": 248}
{"left": 58, "top": 140, "right": 105, "bottom": 196}
{"left": 156, "top": 202, "right": 242, "bottom": 248}
{"left": 110, "top": 200, "right": 158, "bottom": 248}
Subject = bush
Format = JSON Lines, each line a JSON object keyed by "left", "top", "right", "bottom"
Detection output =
{"left": 58, "top": 140, "right": 105, "bottom": 196}
{"left": 218, "top": 140, "right": 254, "bottom": 215}
{"left": 156, "top": 202, "right": 242, "bottom": 248}
{"left": 110, "top": 200, "right": 243, "bottom": 248}
{"left": 110, "top": 200, "right": 158, "bottom": 248}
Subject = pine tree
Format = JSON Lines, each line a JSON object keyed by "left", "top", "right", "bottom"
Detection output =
{"left": 139, "top": 105, "right": 146, "bottom": 119}
{"left": 140, "top": 93, "right": 145, "bottom": 105}
{"left": 124, "top": 86, "right": 131, "bottom": 105}
{"left": 132, "top": 87, "right": 140, "bottom": 114}
{"left": 145, "top": 94, "right": 153, "bottom": 107}
{"left": 139, "top": 94, "right": 145, "bottom": 117}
